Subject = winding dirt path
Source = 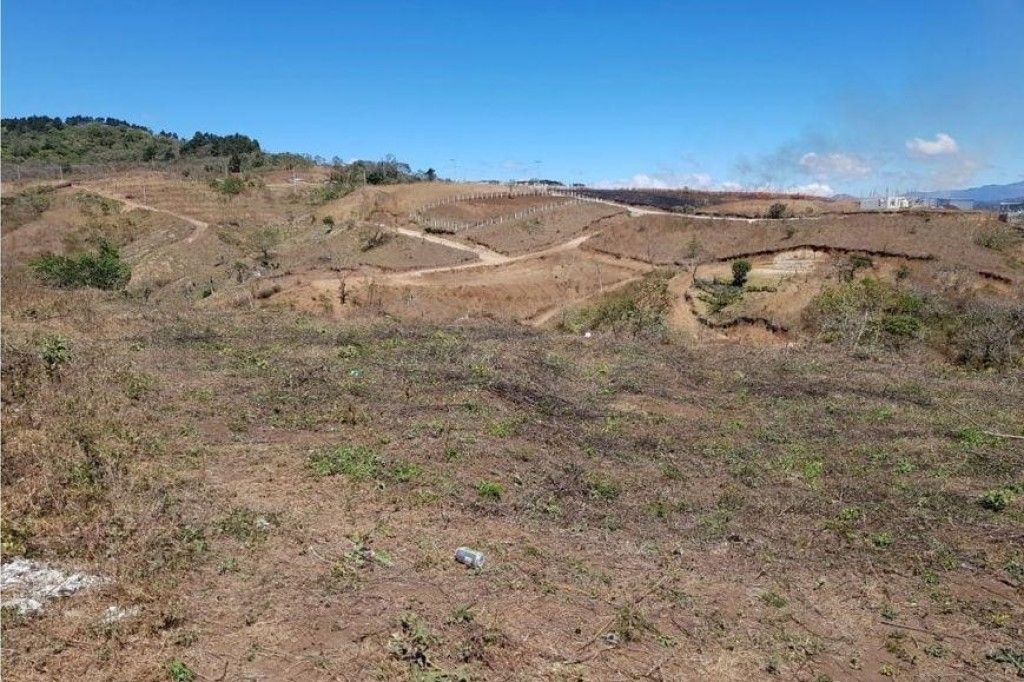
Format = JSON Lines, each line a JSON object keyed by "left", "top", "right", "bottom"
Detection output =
{"left": 382, "top": 231, "right": 597, "bottom": 283}
{"left": 376, "top": 226, "right": 662, "bottom": 327}
{"left": 388, "top": 226, "right": 507, "bottom": 265}
{"left": 666, "top": 270, "right": 706, "bottom": 339}
{"left": 74, "top": 185, "right": 716, "bottom": 331}
{"left": 74, "top": 184, "right": 209, "bottom": 244}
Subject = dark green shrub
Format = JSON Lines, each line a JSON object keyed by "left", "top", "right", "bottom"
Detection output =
{"left": 766, "top": 202, "right": 788, "bottom": 219}
{"left": 39, "top": 334, "right": 71, "bottom": 373}
{"left": 837, "top": 254, "right": 874, "bottom": 282}
{"left": 849, "top": 254, "right": 873, "bottom": 270}
{"left": 696, "top": 281, "right": 744, "bottom": 314}
{"left": 586, "top": 474, "right": 621, "bottom": 500}
{"left": 731, "top": 259, "right": 751, "bottom": 287}
{"left": 881, "top": 314, "right": 921, "bottom": 338}
{"left": 806, "top": 278, "right": 926, "bottom": 348}
{"left": 210, "top": 177, "right": 244, "bottom": 195}
{"left": 974, "top": 224, "right": 1020, "bottom": 251}
{"left": 476, "top": 480, "right": 503, "bottom": 501}
{"left": 943, "top": 302, "right": 1024, "bottom": 369}
{"left": 166, "top": 659, "right": 196, "bottom": 682}
{"left": 29, "top": 240, "right": 131, "bottom": 290}
{"left": 809, "top": 278, "right": 1023, "bottom": 367}
{"left": 979, "top": 489, "right": 1015, "bottom": 512}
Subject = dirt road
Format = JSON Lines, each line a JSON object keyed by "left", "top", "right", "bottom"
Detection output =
{"left": 384, "top": 231, "right": 597, "bottom": 283}
{"left": 75, "top": 184, "right": 210, "bottom": 244}
{"left": 388, "top": 226, "right": 506, "bottom": 265}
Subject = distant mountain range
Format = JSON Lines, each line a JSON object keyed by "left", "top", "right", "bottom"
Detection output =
{"left": 909, "top": 180, "right": 1024, "bottom": 204}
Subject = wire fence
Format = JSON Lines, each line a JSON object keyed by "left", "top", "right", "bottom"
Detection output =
{"left": 417, "top": 198, "right": 586, "bottom": 234}
{"left": 414, "top": 187, "right": 593, "bottom": 234}
{"left": 414, "top": 186, "right": 551, "bottom": 211}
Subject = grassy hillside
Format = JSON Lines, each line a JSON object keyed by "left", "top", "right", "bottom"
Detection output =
{"left": 2, "top": 172, "right": 1023, "bottom": 681}
{"left": 2, "top": 116, "right": 179, "bottom": 164}
{"left": 2, "top": 286, "right": 1022, "bottom": 681}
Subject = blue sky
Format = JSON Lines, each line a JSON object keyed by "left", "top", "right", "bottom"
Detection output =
{"left": 3, "top": 0, "right": 1022, "bottom": 194}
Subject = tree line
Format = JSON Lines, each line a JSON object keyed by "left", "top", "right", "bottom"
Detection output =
{"left": 1, "top": 115, "right": 266, "bottom": 166}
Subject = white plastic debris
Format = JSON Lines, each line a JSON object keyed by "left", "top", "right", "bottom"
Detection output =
{"left": 1, "top": 558, "right": 106, "bottom": 614}
{"left": 99, "top": 605, "right": 140, "bottom": 625}
{"left": 583, "top": 331, "right": 593, "bottom": 339}
{"left": 454, "top": 547, "right": 485, "bottom": 569}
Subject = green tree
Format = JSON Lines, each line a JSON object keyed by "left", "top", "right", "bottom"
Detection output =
{"left": 731, "top": 259, "right": 751, "bottom": 287}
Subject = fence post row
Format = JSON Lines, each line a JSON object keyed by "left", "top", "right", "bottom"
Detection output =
{"left": 416, "top": 185, "right": 591, "bottom": 233}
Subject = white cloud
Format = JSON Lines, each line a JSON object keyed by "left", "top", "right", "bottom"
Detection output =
{"left": 595, "top": 172, "right": 713, "bottom": 190}
{"left": 930, "top": 157, "right": 982, "bottom": 187}
{"left": 798, "top": 152, "right": 871, "bottom": 179}
{"left": 620, "top": 174, "right": 671, "bottom": 189}
{"left": 905, "top": 132, "right": 959, "bottom": 157}
{"left": 785, "top": 182, "right": 836, "bottom": 197}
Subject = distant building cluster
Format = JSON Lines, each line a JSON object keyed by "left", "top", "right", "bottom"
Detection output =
{"left": 860, "top": 195, "right": 912, "bottom": 210}
{"left": 858, "top": 195, "right": 974, "bottom": 211}
{"left": 1000, "top": 200, "right": 1024, "bottom": 224}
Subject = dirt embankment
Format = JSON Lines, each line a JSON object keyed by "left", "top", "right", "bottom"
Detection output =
{"left": 584, "top": 211, "right": 1018, "bottom": 280}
